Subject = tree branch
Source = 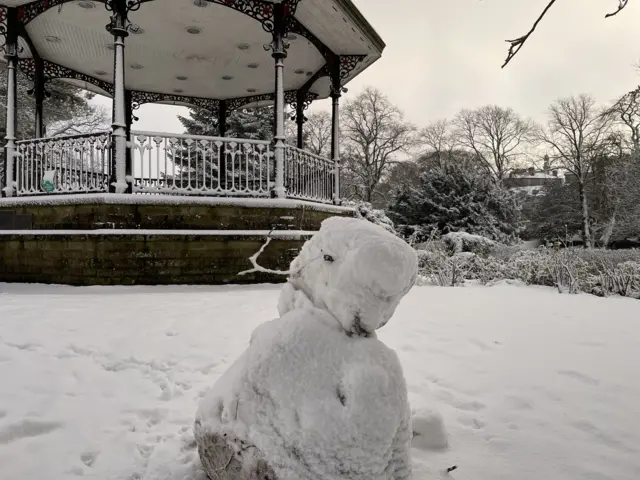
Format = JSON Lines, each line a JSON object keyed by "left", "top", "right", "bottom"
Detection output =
{"left": 502, "top": 0, "right": 557, "bottom": 68}
{"left": 502, "top": 0, "right": 629, "bottom": 68}
{"left": 605, "top": 0, "right": 629, "bottom": 18}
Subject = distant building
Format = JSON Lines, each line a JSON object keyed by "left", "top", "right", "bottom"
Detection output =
{"left": 503, "top": 165, "right": 562, "bottom": 196}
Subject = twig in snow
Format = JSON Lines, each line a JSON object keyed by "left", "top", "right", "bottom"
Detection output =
{"left": 446, "top": 465, "right": 458, "bottom": 474}
{"left": 237, "top": 232, "right": 292, "bottom": 277}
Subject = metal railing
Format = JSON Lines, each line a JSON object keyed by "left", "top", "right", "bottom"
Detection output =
{"left": 14, "top": 132, "right": 112, "bottom": 196}
{"left": 130, "top": 131, "right": 274, "bottom": 197}
{"left": 284, "top": 144, "right": 335, "bottom": 204}
{"left": 7, "top": 130, "right": 337, "bottom": 203}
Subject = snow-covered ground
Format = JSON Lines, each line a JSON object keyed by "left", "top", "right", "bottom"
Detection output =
{"left": 0, "top": 283, "right": 638, "bottom": 480}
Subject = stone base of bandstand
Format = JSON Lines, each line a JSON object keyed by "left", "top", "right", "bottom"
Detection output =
{"left": 0, "top": 194, "right": 355, "bottom": 286}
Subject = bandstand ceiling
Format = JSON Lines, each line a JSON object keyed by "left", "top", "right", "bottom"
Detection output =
{"left": 0, "top": 0, "right": 385, "bottom": 109}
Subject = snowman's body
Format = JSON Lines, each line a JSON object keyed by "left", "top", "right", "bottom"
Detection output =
{"left": 195, "top": 217, "right": 417, "bottom": 480}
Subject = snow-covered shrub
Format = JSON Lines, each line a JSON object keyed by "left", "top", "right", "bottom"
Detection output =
{"left": 592, "top": 260, "right": 640, "bottom": 298}
{"left": 343, "top": 200, "right": 396, "bottom": 233}
{"left": 442, "top": 232, "right": 496, "bottom": 256}
{"left": 415, "top": 242, "right": 640, "bottom": 297}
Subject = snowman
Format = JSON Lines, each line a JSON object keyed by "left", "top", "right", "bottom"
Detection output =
{"left": 194, "top": 216, "right": 418, "bottom": 480}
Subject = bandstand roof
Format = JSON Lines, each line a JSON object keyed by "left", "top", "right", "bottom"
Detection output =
{"left": 0, "top": 0, "right": 385, "bottom": 112}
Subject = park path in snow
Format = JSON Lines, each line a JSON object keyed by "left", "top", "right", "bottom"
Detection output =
{"left": 0, "top": 282, "right": 638, "bottom": 480}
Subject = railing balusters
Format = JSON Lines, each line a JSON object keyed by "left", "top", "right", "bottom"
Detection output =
{"left": 14, "top": 131, "right": 331, "bottom": 203}
{"left": 127, "top": 131, "right": 273, "bottom": 197}
{"left": 14, "top": 132, "right": 112, "bottom": 196}
{"left": 283, "top": 145, "right": 333, "bottom": 204}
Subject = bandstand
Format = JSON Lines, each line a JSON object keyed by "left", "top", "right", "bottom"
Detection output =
{"left": 0, "top": 0, "right": 385, "bottom": 285}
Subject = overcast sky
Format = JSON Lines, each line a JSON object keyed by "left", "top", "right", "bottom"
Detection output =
{"left": 106, "top": 0, "right": 640, "bottom": 133}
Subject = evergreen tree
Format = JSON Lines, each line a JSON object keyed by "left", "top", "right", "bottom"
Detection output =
{"left": 387, "top": 163, "right": 521, "bottom": 243}
{"left": 177, "top": 106, "right": 274, "bottom": 140}
{"left": 172, "top": 106, "right": 275, "bottom": 191}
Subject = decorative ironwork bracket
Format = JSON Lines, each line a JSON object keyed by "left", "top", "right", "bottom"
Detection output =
{"left": 105, "top": 0, "right": 152, "bottom": 35}
{"left": 130, "top": 90, "right": 219, "bottom": 115}
{"left": 18, "top": 0, "right": 80, "bottom": 25}
{"left": 18, "top": 57, "right": 115, "bottom": 96}
{"left": 0, "top": 6, "right": 23, "bottom": 57}
{"left": 225, "top": 89, "right": 314, "bottom": 113}
{"left": 288, "top": 90, "right": 318, "bottom": 122}
{"left": 227, "top": 91, "right": 274, "bottom": 112}
{"left": 337, "top": 55, "right": 366, "bottom": 81}
{"left": 206, "top": 0, "right": 299, "bottom": 34}
{"left": 327, "top": 55, "right": 366, "bottom": 96}
{"left": 287, "top": 18, "right": 332, "bottom": 62}
{"left": 0, "top": 7, "right": 7, "bottom": 55}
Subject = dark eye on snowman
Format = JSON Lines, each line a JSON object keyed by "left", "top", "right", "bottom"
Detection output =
{"left": 323, "top": 254, "right": 335, "bottom": 263}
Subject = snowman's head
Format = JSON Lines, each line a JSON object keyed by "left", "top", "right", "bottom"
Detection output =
{"left": 285, "top": 216, "right": 418, "bottom": 336}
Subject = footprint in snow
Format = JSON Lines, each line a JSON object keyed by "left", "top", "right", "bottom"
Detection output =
{"left": 0, "top": 419, "right": 62, "bottom": 445}
{"left": 558, "top": 369, "right": 600, "bottom": 387}
{"left": 457, "top": 415, "right": 485, "bottom": 430}
{"left": 469, "top": 339, "right": 493, "bottom": 351}
{"left": 453, "top": 399, "right": 486, "bottom": 412}
{"left": 503, "top": 394, "right": 533, "bottom": 410}
{"left": 80, "top": 451, "right": 99, "bottom": 467}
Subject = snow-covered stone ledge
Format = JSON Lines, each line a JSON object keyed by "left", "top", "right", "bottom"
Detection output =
{"left": 0, "top": 193, "right": 356, "bottom": 215}
{"left": 0, "top": 229, "right": 316, "bottom": 239}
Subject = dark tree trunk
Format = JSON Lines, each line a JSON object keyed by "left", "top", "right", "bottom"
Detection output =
{"left": 578, "top": 180, "right": 592, "bottom": 248}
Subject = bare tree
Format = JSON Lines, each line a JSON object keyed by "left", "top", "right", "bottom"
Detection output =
{"left": 502, "top": 0, "right": 629, "bottom": 68}
{"left": 607, "top": 87, "right": 640, "bottom": 155}
{"left": 541, "top": 94, "right": 616, "bottom": 248}
{"left": 46, "top": 105, "right": 109, "bottom": 137}
{"left": 341, "top": 86, "right": 416, "bottom": 203}
{"left": 453, "top": 105, "right": 534, "bottom": 181}
{"left": 598, "top": 89, "right": 640, "bottom": 244}
{"left": 418, "top": 119, "right": 456, "bottom": 168}
{"left": 303, "top": 111, "right": 332, "bottom": 157}
{"left": 597, "top": 155, "right": 640, "bottom": 245}
{"left": 285, "top": 110, "right": 332, "bottom": 157}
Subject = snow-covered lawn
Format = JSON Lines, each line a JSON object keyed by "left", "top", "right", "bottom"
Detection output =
{"left": 0, "top": 283, "right": 638, "bottom": 480}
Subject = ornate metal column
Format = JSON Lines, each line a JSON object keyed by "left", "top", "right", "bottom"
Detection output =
{"left": 268, "top": 3, "right": 288, "bottom": 199}
{"left": 330, "top": 60, "right": 341, "bottom": 204}
{"left": 33, "top": 57, "right": 46, "bottom": 139}
{"left": 124, "top": 89, "right": 133, "bottom": 193}
{"left": 2, "top": 8, "right": 19, "bottom": 197}
{"left": 218, "top": 100, "right": 227, "bottom": 137}
{"left": 295, "top": 89, "right": 305, "bottom": 149}
{"left": 106, "top": 0, "right": 130, "bottom": 194}
{"left": 218, "top": 100, "right": 228, "bottom": 189}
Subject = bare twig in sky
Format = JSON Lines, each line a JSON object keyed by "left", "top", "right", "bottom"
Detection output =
{"left": 502, "top": 0, "right": 557, "bottom": 68}
{"left": 605, "top": 0, "right": 630, "bottom": 18}
{"left": 502, "top": 0, "right": 630, "bottom": 68}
